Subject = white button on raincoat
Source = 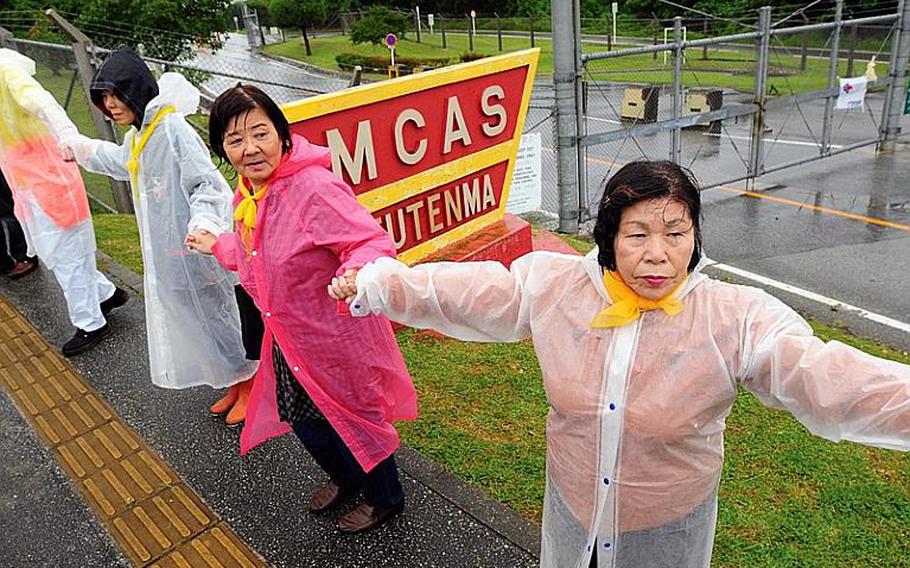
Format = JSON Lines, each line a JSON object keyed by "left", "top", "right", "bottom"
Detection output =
{"left": 350, "top": 252, "right": 910, "bottom": 568}
{"left": 67, "top": 71, "right": 255, "bottom": 389}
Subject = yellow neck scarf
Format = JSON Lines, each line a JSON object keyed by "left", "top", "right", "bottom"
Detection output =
{"left": 233, "top": 179, "right": 269, "bottom": 250}
{"left": 590, "top": 271, "right": 686, "bottom": 328}
{"left": 126, "top": 105, "right": 176, "bottom": 193}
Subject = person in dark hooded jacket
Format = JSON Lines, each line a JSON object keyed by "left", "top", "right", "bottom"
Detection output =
{"left": 60, "top": 48, "right": 257, "bottom": 408}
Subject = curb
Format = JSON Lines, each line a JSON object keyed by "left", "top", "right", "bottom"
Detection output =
{"left": 257, "top": 50, "right": 365, "bottom": 83}
{"left": 91, "top": 244, "right": 542, "bottom": 559}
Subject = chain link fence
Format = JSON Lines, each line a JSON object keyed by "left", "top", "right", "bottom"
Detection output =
{"left": 574, "top": 3, "right": 906, "bottom": 221}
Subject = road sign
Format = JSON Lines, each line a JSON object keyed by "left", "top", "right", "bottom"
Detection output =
{"left": 386, "top": 33, "right": 397, "bottom": 67}
{"left": 282, "top": 49, "right": 541, "bottom": 264}
{"left": 470, "top": 10, "right": 476, "bottom": 18}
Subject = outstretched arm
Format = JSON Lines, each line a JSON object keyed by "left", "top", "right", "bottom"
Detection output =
{"left": 739, "top": 291, "right": 910, "bottom": 451}
{"left": 340, "top": 255, "right": 535, "bottom": 344}
{"left": 172, "top": 120, "right": 233, "bottom": 236}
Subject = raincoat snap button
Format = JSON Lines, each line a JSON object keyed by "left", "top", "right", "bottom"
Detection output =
{"left": 265, "top": 312, "right": 271, "bottom": 317}
{"left": 603, "top": 542, "right": 611, "bottom": 549}
{"left": 251, "top": 250, "right": 257, "bottom": 256}
{"left": 609, "top": 403, "right": 616, "bottom": 411}
{"left": 603, "top": 477, "right": 610, "bottom": 485}
{"left": 293, "top": 366, "right": 299, "bottom": 372}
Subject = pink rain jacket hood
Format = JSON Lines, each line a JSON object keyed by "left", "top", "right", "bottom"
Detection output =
{"left": 213, "top": 135, "right": 417, "bottom": 472}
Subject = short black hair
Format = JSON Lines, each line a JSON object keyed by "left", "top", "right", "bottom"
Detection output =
{"left": 208, "top": 83, "right": 292, "bottom": 162}
{"left": 593, "top": 161, "right": 702, "bottom": 272}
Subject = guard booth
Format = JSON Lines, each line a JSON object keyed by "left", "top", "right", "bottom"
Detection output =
{"left": 621, "top": 86, "right": 660, "bottom": 123}
{"left": 684, "top": 89, "right": 723, "bottom": 133}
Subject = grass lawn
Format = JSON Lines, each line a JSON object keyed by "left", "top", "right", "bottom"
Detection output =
{"left": 90, "top": 213, "right": 910, "bottom": 565}
{"left": 264, "top": 33, "right": 887, "bottom": 94}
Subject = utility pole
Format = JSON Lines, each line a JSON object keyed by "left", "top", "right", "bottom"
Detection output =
{"left": 880, "top": 0, "right": 910, "bottom": 152}
{"left": 46, "top": 9, "right": 133, "bottom": 214}
{"left": 552, "top": 0, "right": 581, "bottom": 232}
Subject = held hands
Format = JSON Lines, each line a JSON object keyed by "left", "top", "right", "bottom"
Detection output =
{"left": 185, "top": 230, "right": 217, "bottom": 255}
{"left": 328, "top": 269, "right": 359, "bottom": 304}
{"left": 58, "top": 139, "right": 76, "bottom": 163}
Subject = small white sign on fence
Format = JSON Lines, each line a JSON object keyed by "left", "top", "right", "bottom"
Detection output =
{"left": 836, "top": 76, "right": 868, "bottom": 110}
{"left": 506, "top": 133, "right": 543, "bottom": 215}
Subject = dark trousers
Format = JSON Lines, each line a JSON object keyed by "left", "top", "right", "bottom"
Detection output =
{"left": 234, "top": 285, "right": 263, "bottom": 361}
{"left": 292, "top": 417, "right": 405, "bottom": 510}
{"left": 0, "top": 171, "right": 29, "bottom": 269}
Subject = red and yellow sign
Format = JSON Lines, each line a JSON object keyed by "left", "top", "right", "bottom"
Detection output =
{"left": 283, "top": 48, "right": 540, "bottom": 264}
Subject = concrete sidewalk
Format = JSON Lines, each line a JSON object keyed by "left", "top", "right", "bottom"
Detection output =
{"left": 0, "top": 254, "right": 540, "bottom": 568}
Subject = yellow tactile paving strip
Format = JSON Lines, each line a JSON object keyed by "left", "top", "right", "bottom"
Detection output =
{"left": 0, "top": 294, "right": 268, "bottom": 567}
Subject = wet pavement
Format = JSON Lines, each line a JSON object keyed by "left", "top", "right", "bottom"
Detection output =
{"left": 0, "top": 263, "right": 539, "bottom": 567}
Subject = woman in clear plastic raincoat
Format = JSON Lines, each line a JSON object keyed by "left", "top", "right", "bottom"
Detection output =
{"left": 330, "top": 161, "right": 910, "bottom": 567}
{"left": 61, "top": 48, "right": 256, "bottom": 389}
{"left": 0, "top": 48, "right": 121, "bottom": 356}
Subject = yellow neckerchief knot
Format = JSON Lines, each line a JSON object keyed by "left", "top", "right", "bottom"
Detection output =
{"left": 590, "top": 270, "right": 686, "bottom": 328}
{"left": 126, "top": 105, "right": 176, "bottom": 194}
{"left": 233, "top": 178, "right": 269, "bottom": 252}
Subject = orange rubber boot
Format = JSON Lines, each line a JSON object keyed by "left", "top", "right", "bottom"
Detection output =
{"left": 209, "top": 384, "right": 240, "bottom": 416}
{"left": 225, "top": 379, "right": 253, "bottom": 428}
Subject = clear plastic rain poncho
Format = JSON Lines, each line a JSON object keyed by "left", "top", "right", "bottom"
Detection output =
{"left": 65, "top": 56, "right": 255, "bottom": 389}
{"left": 0, "top": 49, "right": 97, "bottom": 269}
{"left": 350, "top": 252, "right": 910, "bottom": 568}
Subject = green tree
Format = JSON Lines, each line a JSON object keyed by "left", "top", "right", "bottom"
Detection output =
{"left": 70, "top": 0, "right": 230, "bottom": 62}
{"left": 349, "top": 5, "right": 409, "bottom": 46}
{"left": 270, "top": 0, "right": 327, "bottom": 56}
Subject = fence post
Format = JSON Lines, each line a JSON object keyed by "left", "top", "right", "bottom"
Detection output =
{"left": 748, "top": 6, "right": 772, "bottom": 180}
{"left": 880, "top": 0, "right": 910, "bottom": 152}
{"left": 45, "top": 9, "right": 133, "bottom": 214}
{"left": 0, "top": 26, "right": 13, "bottom": 48}
{"left": 495, "top": 13, "right": 503, "bottom": 51}
{"left": 552, "top": 0, "right": 580, "bottom": 233}
{"left": 530, "top": 14, "right": 536, "bottom": 48}
{"left": 820, "top": 0, "right": 843, "bottom": 157}
{"left": 846, "top": 24, "right": 857, "bottom": 77}
{"left": 415, "top": 9, "right": 421, "bottom": 43}
{"left": 702, "top": 18, "right": 708, "bottom": 60}
{"left": 670, "top": 17, "right": 683, "bottom": 164}
{"left": 441, "top": 16, "right": 447, "bottom": 49}
{"left": 800, "top": 13, "right": 810, "bottom": 71}
{"left": 653, "top": 27, "right": 659, "bottom": 60}
{"left": 468, "top": 15, "right": 474, "bottom": 52}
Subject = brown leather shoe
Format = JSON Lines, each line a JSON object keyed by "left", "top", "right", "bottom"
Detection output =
{"left": 308, "top": 481, "right": 357, "bottom": 514}
{"left": 337, "top": 501, "right": 403, "bottom": 533}
{"left": 8, "top": 258, "right": 37, "bottom": 279}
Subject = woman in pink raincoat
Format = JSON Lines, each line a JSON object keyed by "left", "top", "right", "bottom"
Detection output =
{"left": 186, "top": 84, "right": 417, "bottom": 534}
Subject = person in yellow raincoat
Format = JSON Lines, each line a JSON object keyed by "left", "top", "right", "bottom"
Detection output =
{"left": 330, "top": 160, "right": 910, "bottom": 568}
{"left": 0, "top": 48, "right": 126, "bottom": 356}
